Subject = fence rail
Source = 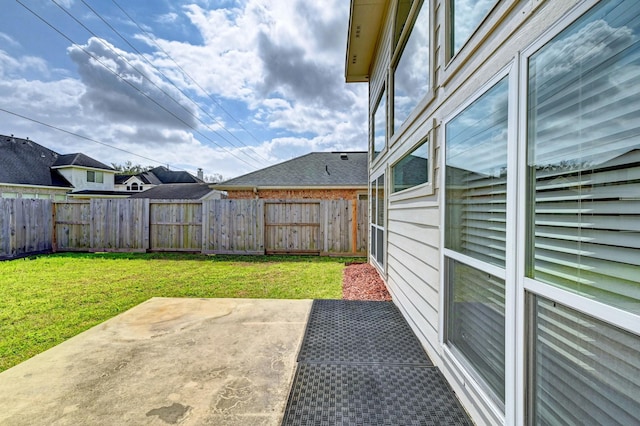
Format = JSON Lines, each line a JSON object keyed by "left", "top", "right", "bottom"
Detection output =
{"left": 1, "top": 198, "right": 367, "bottom": 259}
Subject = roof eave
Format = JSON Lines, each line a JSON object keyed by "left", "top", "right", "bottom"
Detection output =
{"left": 216, "top": 185, "right": 368, "bottom": 191}
{"left": 345, "top": 0, "right": 389, "bottom": 83}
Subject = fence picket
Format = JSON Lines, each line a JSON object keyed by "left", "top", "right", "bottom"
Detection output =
{"left": 0, "top": 198, "right": 367, "bottom": 259}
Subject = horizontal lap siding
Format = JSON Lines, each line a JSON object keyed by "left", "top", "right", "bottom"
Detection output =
{"left": 386, "top": 200, "right": 441, "bottom": 358}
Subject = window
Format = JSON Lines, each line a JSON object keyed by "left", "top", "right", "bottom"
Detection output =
{"left": 445, "top": 77, "right": 509, "bottom": 267}
{"left": 87, "top": 170, "right": 104, "bottom": 183}
{"left": 372, "top": 88, "right": 387, "bottom": 160}
{"left": 2, "top": 192, "right": 18, "bottom": 199}
{"left": 444, "top": 76, "right": 509, "bottom": 405}
{"left": 448, "top": 259, "right": 505, "bottom": 402}
{"left": 131, "top": 183, "right": 139, "bottom": 191}
{"left": 529, "top": 296, "right": 640, "bottom": 425}
{"left": 370, "top": 174, "right": 385, "bottom": 267}
{"left": 526, "top": 0, "right": 640, "bottom": 315}
{"left": 523, "top": 1, "right": 640, "bottom": 423}
{"left": 449, "top": 0, "right": 496, "bottom": 59}
{"left": 392, "top": 138, "right": 429, "bottom": 193}
{"left": 393, "top": 0, "right": 430, "bottom": 132}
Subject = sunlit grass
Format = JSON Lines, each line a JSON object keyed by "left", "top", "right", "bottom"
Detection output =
{"left": 0, "top": 252, "right": 362, "bottom": 372}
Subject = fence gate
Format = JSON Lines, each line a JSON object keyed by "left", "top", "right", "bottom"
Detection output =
{"left": 264, "top": 201, "right": 321, "bottom": 254}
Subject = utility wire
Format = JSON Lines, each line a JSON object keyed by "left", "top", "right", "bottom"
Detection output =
{"left": 0, "top": 107, "right": 168, "bottom": 168}
{"left": 48, "top": 0, "right": 263, "bottom": 169}
{"left": 110, "top": 0, "right": 269, "bottom": 154}
{"left": 76, "top": 0, "right": 270, "bottom": 166}
{"left": 16, "top": 0, "right": 260, "bottom": 170}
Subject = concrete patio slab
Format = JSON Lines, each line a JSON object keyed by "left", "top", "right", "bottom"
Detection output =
{"left": 0, "top": 297, "right": 312, "bottom": 426}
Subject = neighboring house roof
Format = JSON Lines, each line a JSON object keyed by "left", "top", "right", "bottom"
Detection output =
{"left": 0, "top": 135, "right": 72, "bottom": 188}
{"left": 68, "top": 190, "right": 133, "bottom": 198}
{"left": 52, "top": 153, "right": 113, "bottom": 171}
{"left": 117, "top": 166, "right": 203, "bottom": 186}
{"left": 129, "top": 183, "right": 218, "bottom": 200}
{"left": 215, "top": 152, "right": 368, "bottom": 190}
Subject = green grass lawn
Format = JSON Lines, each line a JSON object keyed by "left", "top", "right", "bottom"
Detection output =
{"left": 0, "top": 252, "right": 362, "bottom": 372}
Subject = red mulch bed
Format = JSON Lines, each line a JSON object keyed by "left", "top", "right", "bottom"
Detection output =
{"left": 342, "top": 262, "right": 391, "bottom": 301}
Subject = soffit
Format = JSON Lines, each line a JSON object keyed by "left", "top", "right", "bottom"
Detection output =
{"left": 345, "top": 0, "right": 388, "bottom": 83}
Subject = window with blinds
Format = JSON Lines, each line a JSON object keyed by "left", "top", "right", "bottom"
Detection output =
{"left": 527, "top": 0, "right": 640, "bottom": 422}
{"left": 527, "top": 0, "right": 640, "bottom": 315}
{"left": 447, "top": 259, "right": 505, "bottom": 402}
{"left": 445, "top": 76, "right": 509, "bottom": 406}
{"left": 445, "top": 77, "right": 509, "bottom": 268}
{"left": 530, "top": 296, "right": 640, "bottom": 425}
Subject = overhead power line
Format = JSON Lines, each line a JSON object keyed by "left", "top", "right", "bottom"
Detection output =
{"left": 15, "top": 0, "right": 261, "bottom": 170}
{"left": 109, "top": 0, "right": 269, "bottom": 152}
{"left": 47, "top": 0, "right": 263, "bottom": 169}
{"left": 0, "top": 107, "right": 168, "bottom": 167}
{"left": 77, "top": 0, "right": 271, "bottom": 165}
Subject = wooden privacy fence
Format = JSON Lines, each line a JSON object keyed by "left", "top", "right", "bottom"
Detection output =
{"left": 1, "top": 198, "right": 368, "bottom": 259}
{"left": 0, "top": 199, "right": 52, "bottom": 259}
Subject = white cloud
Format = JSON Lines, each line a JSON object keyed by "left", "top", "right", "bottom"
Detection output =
{"left": 1, "top": 0, "right": 368, "bottom": 180}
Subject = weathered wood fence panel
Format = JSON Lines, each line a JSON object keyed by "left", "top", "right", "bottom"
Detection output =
{"left": 90, "top": 199, "right": 149, "bottom": 252}
{"left": 150, "top": 200, "right": 202, "bottom": 251}
{"left": 1, "top": 198, "right": 367, "bottom": 258}
{"left": 54, "top": 201, "right": 91, "bottom": 251}
{"left": 206, "top": 199, "right": 264, "bottom": 254}
{"left": 265, "top": 201, "right": 321, "bottom": 254}
{"left": 0, "top": 199, "right": 52, "bottom": 259}
{"left": 356, "top": 199, "right": 368, "bottom": 253}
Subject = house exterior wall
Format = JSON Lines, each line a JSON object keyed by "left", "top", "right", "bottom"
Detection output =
{"left": 57, "top": 167, "right": 116, "bottom": 192}
{"left": 364, "top": 1, "right": 639, "bottom": 425}
{"left": 0, "top": 184, "right": 69, "bottom": 200}
{"left": 224, "top": 188, "right": 364, "bottom": 200}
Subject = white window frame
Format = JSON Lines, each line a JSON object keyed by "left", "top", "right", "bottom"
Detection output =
{"left": 515, "top": 1, "right": 640, "bottom": 424}
{"left": 390, "top": 0, "right": 436, "bottom": 143}
{"left": 389, "top": 123, "right": 435, "bottom": 201}
{"left": 517, "top": 0, "right": 640, "bottom": 336}
{"left": 370, "top": 172, "right": 387, "bottom": 272}
{"left": 371, "top": 84, "right": 388, "bottom": 165}
{"left": 440, "top": 62, "right": 518, "bottom": 424}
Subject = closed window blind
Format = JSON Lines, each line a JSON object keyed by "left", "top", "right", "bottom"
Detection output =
{"left": 446, "top": 77, "right": 509, "bottom": 268}
{"left": 448, "top": 259, "right": 505, "bottom": 403}
{"left": 527, "top": 0, "right": 640, "bottom": 314}
{"left": 531, "top": 296, "right": 640, "bottom": 425}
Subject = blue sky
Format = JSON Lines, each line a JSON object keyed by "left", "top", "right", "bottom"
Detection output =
{"left": 1, "top": 0, "right": 368, "bottom": 180}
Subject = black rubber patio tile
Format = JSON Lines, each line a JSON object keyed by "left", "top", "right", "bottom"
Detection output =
{"left": 281, "top": 363, "right": 472, "bottom": 426}
{"left": 297, "top": 300, "right": 432, "bottom": 366}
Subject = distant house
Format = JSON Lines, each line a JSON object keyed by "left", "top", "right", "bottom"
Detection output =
{"left": 129, "top": 183, "right": 224, "bottom": 200}
{"left": 0, "top": 134, "right": 120, "bottom": 199}
{"left": 214, "top": 152, "right": 368, "bottom": 201}
{"left": 115, "top": 166, "right": 204, "bottom": 193}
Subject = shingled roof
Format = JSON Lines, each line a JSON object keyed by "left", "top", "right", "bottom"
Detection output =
{"left": 129, "top": 183, "right": 218, "bottom": 200}
{"left": 216, "top": 152, "right": 368, "bottom": 189}
{"left": 52, "top": 153, "right": 113, "bottom": 171}
{"left": 0, "top": 135, "right": 72, "bottom": 188}
{"left": 117, "top": 166, "right": 203, "bottom": 185}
